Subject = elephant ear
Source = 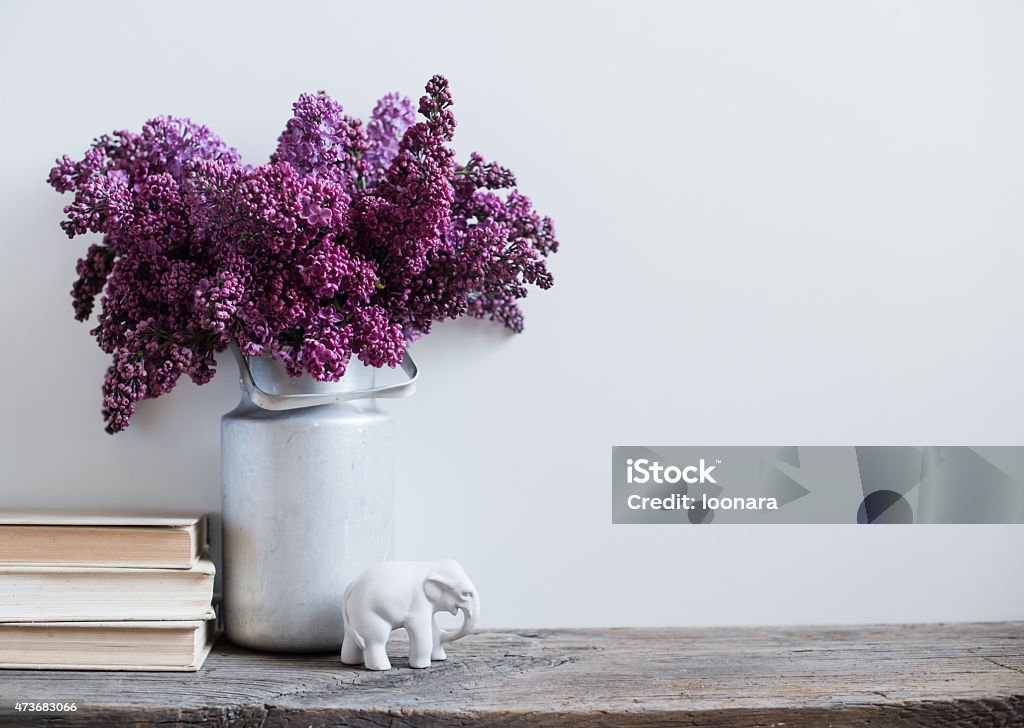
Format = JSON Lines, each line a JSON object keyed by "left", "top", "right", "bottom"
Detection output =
{"left": 424, "top": 574, "right": 454, "bottom": 603}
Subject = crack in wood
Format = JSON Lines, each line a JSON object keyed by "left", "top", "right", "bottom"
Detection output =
{"left": 975, "top": 655, "right": 1024, "bottom": 677}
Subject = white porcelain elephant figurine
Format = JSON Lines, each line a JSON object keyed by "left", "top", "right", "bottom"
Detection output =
{"left": 341, "top": 559, "right": 479, "bottom": 670}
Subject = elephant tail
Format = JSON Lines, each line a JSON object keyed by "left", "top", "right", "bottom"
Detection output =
{"left": 342, "top": 582, "right": 366, "bottom": 650}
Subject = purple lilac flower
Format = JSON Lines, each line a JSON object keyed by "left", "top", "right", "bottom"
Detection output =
{"left": 364, "top": 93, "right": 416, "bottom": 186}
{"left": 71, "top": 243, "right": 115, "bottom": 320}
{"left": 49, "top": 75, "right": 559, "bottom": 432}
{"left": 271, "top": 92, "right": 369, "bottom": 188}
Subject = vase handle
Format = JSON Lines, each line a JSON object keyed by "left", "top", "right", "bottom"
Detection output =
{"left": 235, "top": 348, "right": 419, "bottom": 411}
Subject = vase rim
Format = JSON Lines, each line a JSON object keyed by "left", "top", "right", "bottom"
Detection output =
{"left": 237, "top": 349, "right": 377, "bottom": 398}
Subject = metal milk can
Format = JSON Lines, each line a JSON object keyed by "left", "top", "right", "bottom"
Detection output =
{"left": 221, "top": 347, "right": 417, "bottom": 651}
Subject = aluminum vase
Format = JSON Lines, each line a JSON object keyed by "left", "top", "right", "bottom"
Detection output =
{"left": 221, "top": 348, "right": 417, "bottom": 651}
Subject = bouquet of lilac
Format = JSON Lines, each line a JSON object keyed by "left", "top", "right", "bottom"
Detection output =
{"left": 48, "top": 76, "right": 557, "bottom": 433}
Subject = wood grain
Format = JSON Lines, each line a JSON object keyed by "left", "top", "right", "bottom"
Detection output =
{"left": 1, "top": 622, "right": 1021, "bottom": 727}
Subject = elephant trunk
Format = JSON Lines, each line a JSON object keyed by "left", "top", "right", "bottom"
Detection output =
{"left": 440, "top": 594, "right": 479, "bottom": 644}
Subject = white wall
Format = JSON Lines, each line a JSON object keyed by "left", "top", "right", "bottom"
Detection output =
{"left": 1, "top": 0, "right": 1022, "bottom": 628}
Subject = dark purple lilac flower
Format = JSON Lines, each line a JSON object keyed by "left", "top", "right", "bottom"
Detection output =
{"left": 49, "top": 75, "right": 558, "bottom": 432}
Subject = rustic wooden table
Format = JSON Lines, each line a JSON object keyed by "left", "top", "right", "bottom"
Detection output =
{"left": 1, "top": 622, "right": 1022, "bottom": 726}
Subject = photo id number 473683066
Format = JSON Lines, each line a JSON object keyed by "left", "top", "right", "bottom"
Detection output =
{"left": 1, "top": 701, "right": 80, "bottom": 715}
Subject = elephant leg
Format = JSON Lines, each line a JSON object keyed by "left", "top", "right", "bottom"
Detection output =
{"left": 431, "top": 616, "right": 447, "bottom": 661}
{"left": 406, "top": 617, "right": 433, "bottom": 669}
{"left": 355, "top": 616, "right": 393, "bottom": 671}
{"left": 340, "top": 634, "right": 363, "bottom": 666}
{"left": 362, "top": 639, "right": 391, "bottom": 671}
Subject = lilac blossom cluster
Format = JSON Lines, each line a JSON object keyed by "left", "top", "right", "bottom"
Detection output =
{"left": 49, "top": 76, "right": 558, "bottom": 433}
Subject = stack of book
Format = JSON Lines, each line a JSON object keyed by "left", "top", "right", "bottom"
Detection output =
{"left": 0, "top": 512, "right": 216, "bottom": 671}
